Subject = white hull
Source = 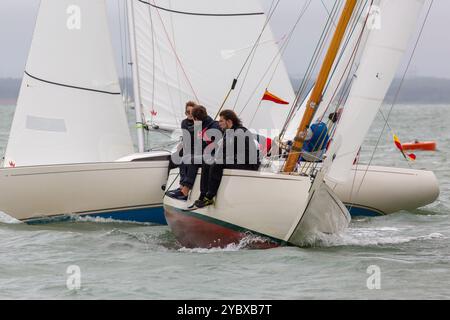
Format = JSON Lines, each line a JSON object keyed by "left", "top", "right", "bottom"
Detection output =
{"left": 0, "top": 153, "right": 170, "bottom": 223}
{"left": 0, "top": 160, "right": 439, "bottom": 223}
{"left": 163, "top": 170, "right": 350, "bottom": 248}
{"left": 327, "top": 165, "right": 440, "bottom": 216}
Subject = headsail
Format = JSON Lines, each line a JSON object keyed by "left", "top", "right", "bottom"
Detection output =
{"left": 326, "top": 0, "right": 426, "bottom": 183}
{"left": 4, "top": 0, "right": 133, "bottom": 167}
{"left": 131, "top": 0, "right": 295, "bottom": 132}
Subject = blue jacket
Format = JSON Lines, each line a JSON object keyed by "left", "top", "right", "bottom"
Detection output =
{"left": 303, "top": 122, "right": 329, "bottom": 153}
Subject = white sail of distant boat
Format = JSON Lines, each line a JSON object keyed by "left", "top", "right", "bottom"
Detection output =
{"left": 0, "top": 0, "right": 170, "bottom": 224}
{"left": 4, "top": 0, "right": 133, "bottom": 167}
{"left": 131, "top": 0, "right": 295, "bottom": 133}
{"left": 326, "top": 0, "right": 426, "bottom": 183}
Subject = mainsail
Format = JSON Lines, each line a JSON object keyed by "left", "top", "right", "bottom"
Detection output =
{"left": 131, "top": 0, "right": 295, "bottom": 132}
{"left": 326, "top": 0, "right": 426, "bottom": 183}
{"left": 4, "top": 0, "right": 133, "bottom": 167}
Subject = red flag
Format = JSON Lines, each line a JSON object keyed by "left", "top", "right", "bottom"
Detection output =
{"left": 393, "top": 135, "right": 416, "bottom": 161}
{"left": 262, "top": 90, "right": 289, "bottom": 105}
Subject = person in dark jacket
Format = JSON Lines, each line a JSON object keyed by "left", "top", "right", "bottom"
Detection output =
{"left": 167, "top": 105, "right": 220, "bottom": 201}
{"left": 194, "top": 110, "right": 260, "bottom": 208}
{"left": 166, "top": 101, "right": 196, "bottom": 199}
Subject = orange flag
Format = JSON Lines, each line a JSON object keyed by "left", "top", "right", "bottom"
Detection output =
{"left": 393, "top": 134, "right": 416, "bottom": 161}
{"left": 262, "top": 89, "right": 289, "bottom": 105}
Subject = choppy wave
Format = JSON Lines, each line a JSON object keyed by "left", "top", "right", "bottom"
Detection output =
{"left": 0, "top": 211, "right": 21, "bottom": 224}
{"left": 71, "top": 215, "right": 156, "bottom": 226}
{"left": 298, "top": 228, "right": 446, "bottom": 247}
{"left": 178, "top": 233, "right": 276, "bottom": 253}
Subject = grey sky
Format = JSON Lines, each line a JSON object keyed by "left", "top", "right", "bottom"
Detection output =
{"left": 0, "top": 0, "right": 449, "bottom": 79}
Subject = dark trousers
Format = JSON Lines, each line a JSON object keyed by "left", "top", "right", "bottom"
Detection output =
{"left": 167, "top": 155, "right": 178, "bottom": 176}
{"left": 179, "top": 163, "right": 200, "bottom": 189}
{"left": 200, "top": 163, "right": 260, "bottom": 199}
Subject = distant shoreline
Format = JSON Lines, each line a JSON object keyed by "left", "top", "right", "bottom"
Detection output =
{"left": 0, "top": 99, "right": 16, "bottom": 106}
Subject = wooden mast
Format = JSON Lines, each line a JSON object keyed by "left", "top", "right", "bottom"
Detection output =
{"left": 283, "top": 0, "right": 358, "bottom": 173}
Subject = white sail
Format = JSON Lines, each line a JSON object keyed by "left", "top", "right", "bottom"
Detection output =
{"left": 326, "top": 0, "right": 426, "bottom": 183}
{"left": 4, "top": 0, "right": 133, "bottom": 167}
{"left": 132, "top": 0, "right": 295, "bottom": 132}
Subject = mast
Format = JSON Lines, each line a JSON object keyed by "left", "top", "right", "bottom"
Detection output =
{"left": 126, "top": 0, "right": 145, "bottom": 153}
{"left": 283, "top": 0, "right": 358, "bottom": 173}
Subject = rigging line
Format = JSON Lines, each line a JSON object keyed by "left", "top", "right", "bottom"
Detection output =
{"left": 278, "top": 3, "right": 343, "bottom": 170}
{"left": 294, "top": 0, "right": 343, "bottom": 98}
{"left": 214, "top": 0, "right": 282, "bottom": 118}
{"left": 117, "top": 0, "right": 127, "bottom": 97}
{"left": 154, "top": 39, "right": 179, "bottom": 124}
{"left": 240, "top": 0, "right": 312, "bottom": 117}
{"left": 232, "top": 39, "right": 260, "bottom": 111}
{"left": 383, "top": 0, "right": 435, "bottom": 128}
{"left": 230, "top": 0, "right": 282, "bottom": 111}
{"left": 354, "top": 0, "right": 435, "bottom": 196}
{"left": 302, "top": 0, "right": 370, "bottom": 151}
{"left": 124, "top": 1, "right": 131, "bottom": 113}
{"left": 244, "top": 37, "right": 291, "bottom": 125}
{"left": 319, "top": 0, "right": 369, "bottom": 114}
{"left": 149, "top": 0, "right": 199, "bottom": 102}
{"left": 303, "top": 36, "right": 365, "bottom": 175}
{"left": 320, "top": 0, "right": 337, "bottom": 28}
{"left": 150, "top": 3, "right": 157, "bottom": 122}
{"left": 377, "top": 109, "right": 395, "bottom": 135}
{"left": 279, "top": 0, "right": 342, "bottom": 139}
{"left": 266, "top": 0, "right": 315, "bottom": 86}
{"left": 294, "top": 0, "right": 344, "bottom": 104}
{"left": 267, "top": 0, "right": 277, "bottom": 18}
{"left": 281, "top": 0, "right": 342, "bottom": 134}
{"left": 168, "top": 0, "right": 183, "bottom": 117}
{"left": 245, "top": 0, "right": 314, "bottom": 127}
{"left": 237, "top": 0, "right": 281, "bottom": 81}
{"left": 144, "top": 1, "right": 157, "bottom": 124}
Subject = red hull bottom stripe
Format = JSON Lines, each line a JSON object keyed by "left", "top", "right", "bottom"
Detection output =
{"left": 164, "top": 205, "right": 282, "bottom": 249}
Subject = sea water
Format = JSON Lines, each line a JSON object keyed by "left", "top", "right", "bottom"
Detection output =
{"left": 0, "top": 103, "right": 448, "bottom": 299}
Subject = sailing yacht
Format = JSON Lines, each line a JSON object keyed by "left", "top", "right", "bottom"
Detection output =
{"left": 132, "top": 0, "right": 438, "bottom": 218}
{"left": 0, "top": 0, "right": 438, "bottom": 225}
{"left": 0, "top": 0, "right": 170, "bottom": 223}
{"left": 163, "top": 0, "right": 434, "bottom": 248}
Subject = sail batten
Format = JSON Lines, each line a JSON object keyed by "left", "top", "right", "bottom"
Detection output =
{"left": 24, "top": 71, "right": 122, "bottom": 95}
{"left": 137, "top": 0, "right": 264, "bottom": 17}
